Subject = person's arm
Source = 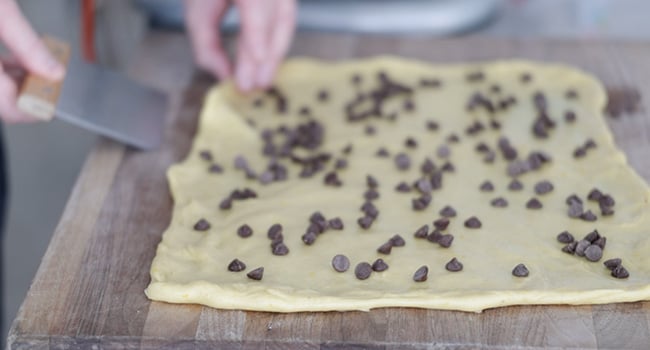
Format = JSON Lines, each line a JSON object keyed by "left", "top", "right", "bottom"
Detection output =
{"left": 184, "top": 0, "right": 296, "bottom": 92}
{"left": 0, "top": 0, "right": 65, "bottom": 123}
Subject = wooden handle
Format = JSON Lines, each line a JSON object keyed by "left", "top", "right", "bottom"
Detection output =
{"left": 17, "top": 36, "right": 71, "bottom": 121}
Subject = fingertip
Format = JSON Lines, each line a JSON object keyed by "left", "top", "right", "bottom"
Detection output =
{"left": 255, "top": 61, "right": 276, "bottom": 89}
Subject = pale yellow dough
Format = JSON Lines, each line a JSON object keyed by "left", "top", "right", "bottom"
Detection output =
{"left": 146, "top": 57, "right": 650, "bottom": 312}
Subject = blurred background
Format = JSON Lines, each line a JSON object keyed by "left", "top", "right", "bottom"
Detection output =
{"left": 2, "top": 0, "right": 649, "bottom": 343}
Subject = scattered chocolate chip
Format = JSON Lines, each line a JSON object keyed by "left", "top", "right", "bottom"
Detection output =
{"left": 414, "top": 225, "right": 429, "bottom": 238}
{"left": 440, "top": 205, "right": 457, "bottom": 218}
{"left": 247, "top": 267, "right": 264, "bottom": 280}
{"left": 575, "top": 239, "right": 591, "bottom": 257}
{"left": 361, "top": 201, "right": 379, "bottom": 218}
{"left": 403, "top": 99, "right": 415, "bottom": 112}
{"left": 508, "top": 179, "right": 523, "bottom": 191}
{"left": 228, "top": 258, "right": 246, "bottom": 272}
{"left": 412, "top": 195, "right": 432, "bottom": 211}
{"left": 395, "top": 153, "right": 411, "bottom": 170}
{"left": 437, "top": 234, "right": 454, "bottom": 248}
{"left": 441, "top": 162, "right": 455, "bottom": 172}
{"left": 557, "top": 231, "right": 574, "bottom": 244}
{"left": 584, "top": 230, "right": 601, "bottom": 243}
{"left": 594, "top": 236, "right": 607, "bottom": 249}
{"left": 490, "top": 84, "right": 501, "bottom": 93}
{"left": 234, "top": 155, "right": 249, "bottom": 170}
{"left": 491, "top": 197, "right": 508, "bottom": 208}
{"left": 433, "top": 218, "right": 450, "bottom": 230}
{"left": 390, "top": 234, "right": 405, "bottom": 247}
{"left": 420, "top": 78, "right": 442, "bottom": 88}
{"left": 329, "top": 218, "right": 344, "bottom": 230}
{"left": 405, "top": 137, "right": 418, "bottom": 149}
{"left": 573, "top": 147, "right": 587, "bottom": 158}
{"left": 568, "top": 202, "right": 584, "bottom": 218}
{"left": 364, "top": 125, "right": 376, "bottom": 135}
{"left": 366, "top": 175, "right": 379, "bottom": 189}
{"left": 272, "top": 242, "right": 289, "bottom": 256}
{"left": 396, "top": 182, "right": 412, "bottom": 193}
{"left": 364, "top": 189, "right": 380, "bottom": 201}
{"left": 193, "top": 219, "right": 210, "bottom": 231}
{"left": 302, "top": 231, "right": 316, "bottom": 245}
{"left": 199, "top": 150, "right": 213, "bottom": 161}
{"left": 566, "top": 89, "right": 578, "bottom": 99}
{"left": 490, "top": 120, "right": 502, "bottom": 129}
{"left": 267, "top": 224, "right": 283, "bottom": 240}
{"left": 611, "top": 265, "right": 629, "bottom": 279}
{"left": 599, "top": 194, "right": 615, "bottom": 207}
{"left": 445, "top": 257, "right": 463, "bottom": 272}
{"left": 376, "top": 148, "right": 390, "bottom": 157}
{"left": 565, "top": 110, "right": 577, "bottom": 123}
{"left": 332, "top": 254, "right": 350, "bottom": 272}
{"left": 584, "top": 245, "right": 603, "bottom": 262}
{"left": 413, "top": 265, "right": 429, "bottom": 282}
{"left": 416, "top": 178, "right": 433, "bottom": 194}
{"left": 317, "top": 90, "right": 329, "bottom": 102}
{"left": 437, "top": 145, "right": 450, "bottom": 158}
{"left": 352, "top": 74, "right": 362, "bottom": 85}
{"left": 358, "top": 216, "right": 374, "bottom": 229}
{"left": 219, "top": 197, "right": 232, "bottom": 210}
{"left": 334, "top": 158, "right": 348, "bottom": 170}
{"left": 587, "top": 189, "right": 603, "bottom": 201}
{"left": 377, "top": 241, "right": 393, "bottom": 254}
{"left": 534, "top": 180, "right": 554, "bottom": 195}
{"left": 355, "top": 262, "right": 373, "bottom": 280}
{"left": 566, "top": 194, "right": 583, "bottom": 205}
{"left": 562, "top": 241, "right": 578, "bottom": 254}
{"left": 372, "top": 259, "right": 389, "bottom": 272}
{"left": 464, "top": 216, "right": 482, "bottom": 229}
{"left": 252, "top": 98, "right": 264, "bottom": 107}
{"left": 604, "top": 258, "right": 622, "bottom": 270}
{"left": 520, "top": 73, "right": 532, "bottom": 83}
{"left": 324, "top": 171, "right": 343, "bottom": 187}
{"left": 427, "top": 230, "right": 443, "bottom": 243}
{"left": 580, "top": 210, "right": 597, "bottom": 221}
{"left": 512, "top": 264, "right": 529, "bottom": 277}
{"left": 467, "top": 71, "right": 485, "bottom": 82}
{"left": 208, "top": 163, "right": 223, "bottom": 173}
{"left": 526, "top": 198, "right": 543, "bottom": 209}
{"left": 426, "top": 120, "right": 440, "bottom": 131}
{"left": 421, "top": 158, "right": 435, "bottom": 174}
{"left": 480, "top": 181, "right": 494, "bottom": 192}
{"left": 237, "top": 224, "right": 253, "bottom": 238}
{"left": 446, "top": 133, "right": 460, "bottom": 143}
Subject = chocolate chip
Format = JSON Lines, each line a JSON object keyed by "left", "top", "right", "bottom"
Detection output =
{"left": 403, "top": 99, "right": 415, "bottom": 112}
{"left": 565, "top": 110, "right": 577, "bottom": 123}
{"left": 534, "top": 180, "right": 554, "bottom": 195}
{"left": 588, "top": 188, "right": 603, "bottom": 201}
{"left": 302, "top": 231, "right": 316, "bottom": 245}
{"left": 490, "top": 84, "right": 501, "bottom": 93}
{"left": 414, "top": 225, "right": 429, "bottom": 238}
{"left": 234, "top": 155, "right": 248, "bottom": 170}
{"left": 441, "top": 162, "right": 455, "bottom": 172}
{"left": 272, "top": 242, "right": 289, "bottom": 256}
{"left": 193, "top": 219, "right": 210, "bottom": 231}
{"left": 557, "top": 231, "right": 574, "bottom": 244}
{"left": 433, "top": 218, "right": 450, "bottom": 230}
{"left": 372, "top": 259, "right": 389, "bottom": 272}
{"left": 584, "top": 245, "right": 603, "bottom": 262}
{"left": 575, "top": 239, "right": 591, "bottom": 257}
{"left": 604, "top": 258, "right": 622, "bottom": 270}
{"left": 361, "top": 176, "right": 378, "bottom": 190}
{"left": 395, "top": 153, "right": 411, "bottom": 170}
{"left": 376, "top": 148, "right": 390, "bottom": 157}
{"left": 562, "top": 241, "right": 578, "bottom": 254}
{"left": 445, "top": 257, "right": 463, "bottom": 272}
{"left": 568, "top": 202, "right": 583, "bottom": 218}
{"left": 324, "top": 171, "right": 343, "bottom": 187}
{"left": 594, "top": 236, "right": 607, "bottom": 250}
{"left": 584, "top": 230, "right": 601, "bottom": 243}
{"left": 364, "top": 189, "right": 380, "bottom": 201}
{"left": 219, "top": 197, "right": 232, "bottom": 210}
{"left": 580, "top": 210, "right": 597, "bottom": 221}
{"left": 437, "top": 145, "right": 450, "bottom": 158}
{"left": 199, "top": 150, "right": 213, "bottom": 161}
{"left": 412, "top": 195, "right": 431, "bottom": 211}
{"left": 334, "top": 158, "right": 348, "bottom": 170}
{"left": 526, "top": 198, "right": 543, "bottom": 209}
{"left": 446, "top": 133, "right": 460, "bottom": 143}
{"left": 413, "top": 265, "right": 428, "bottom": 282}
{"left": 329, "top": 218, "right": 344, "bottom": 230}
{"left": 599, "top": 194, "right": 615, "bottom": 207}
{"left": 332, "top": 254, "right": 350, "bottom": 272}
{"left": 440, "top": 205, "right": 457, "bottom": 218}
{"left": 611, "top": 265, "right": 629, "bottom": 279}
{"left": 420, "top": 78, "right": 442, "bottom": 88}
{"left": 566, "top": 194, "right": 583, "bottom": 205}
{"left": 352, "top": 74, "right": 362, "bottom": 85}
{"left": 395, "top": 182, "right": 411, "bottom": 193}
{"left": 361, "top": 201, "right": 379, "bottom": 218}
{"left": 426, "top": 120, "right": 440, "bottom": 131}
{"left": 490, "top": 120, "right": 502, "bottom": 129}
{"left": 377, "top": 241, "right": 393, "bottom": 255}
{"left": 427, "top": 229, "right": 443, "bottom": 243}
{"left": 512, "top": 264, "right": 529, "bottom": 277}
{"left": 209, "top": 163, "right": 223, "bottom": 173}
{"left": 491, "top": 197, "right": 508, "bottom": 208}
{"left": 267, "top": 224, "right": 283, "bottom": 240}
{"left": 437, "top": 234, "right": 454, "bottom": 248}
{"left": 247, "top": 267, "right": 264, "bottom": 280}
{"left": 416, "top": 178, "right": 432, "bottom": 194}
{"left": 227, "top": 258, "right": 246, "bottom": 272}
{"left": 480, "top": 181, "right": 494, "bottom": 192}
{"left": 566, "top": 89, "right": 578, "bottom": 99}
{"left": 358, "top": 215, "right": 374, "bottom": 229}
{"left": 317, "top": 90, "right": 329, "bottom": 102}
{"left": 405, "top": 137, "right": 418, "bottom": 149}
{"left": 600, "top": 205, "right": 615, "bottom": 216}
{"left": 507, "top": 160, "right": 531, "bottom": 177}
{"left": 364, "top": 125, "right": 376, "bottom": 135}
{"left": 464, "top": 216, "right": 482, "bottom": 229}
{"left": 467, "top": 71, "right": 485, "bottom": 82}
{"left": 421, "top": 158, "right": 435, "bottom": 174}
{"left": 584, "top": 139, "right": 597, "bottom": 149}
{"left": 355, "top": 262, "right": 372, "bottom": 280}
{"left": 390, "top": 234, "right": 406, "bottom": 247}
{"left": 237, "top": 224, "right": 253, "bottom": 238}
{"left": 520, "top": 73, "right": 532, "bottom": 83}
{"left": 573, "top": 147, "right": 587, "bottom": 158}
{"left": 508, "top": 179, "right": 523, "bottom": 191}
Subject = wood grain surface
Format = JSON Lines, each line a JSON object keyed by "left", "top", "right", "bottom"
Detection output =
{"left": 7, "top": 33, "right": 650, "bottom": 349}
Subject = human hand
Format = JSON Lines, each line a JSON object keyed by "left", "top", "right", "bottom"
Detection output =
{"left": 184, "top": 0, "right": 297, "bottom": 93}
{"left": 0, "top": 0, "right": 65, "bottom": 123}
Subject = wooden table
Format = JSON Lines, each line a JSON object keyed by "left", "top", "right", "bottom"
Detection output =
{"left": 7, "top": 32, "right": 650, "bottom": 349}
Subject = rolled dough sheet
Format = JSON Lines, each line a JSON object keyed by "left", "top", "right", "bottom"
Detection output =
{"left": 145, "top": 57, "right": 650, "bottom": 312}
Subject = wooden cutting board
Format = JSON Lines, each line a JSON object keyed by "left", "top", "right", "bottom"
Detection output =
{"left": 8, "top": 33, "right": 650, "bottom": 349}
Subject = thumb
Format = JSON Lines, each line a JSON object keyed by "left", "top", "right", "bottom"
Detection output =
{"left": 0, "top": 0, "right": 65, "bottom": 80}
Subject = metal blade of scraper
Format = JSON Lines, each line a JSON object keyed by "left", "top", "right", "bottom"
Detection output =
{"left": 16, "top": 36, "right": 166, "bottom": 150}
